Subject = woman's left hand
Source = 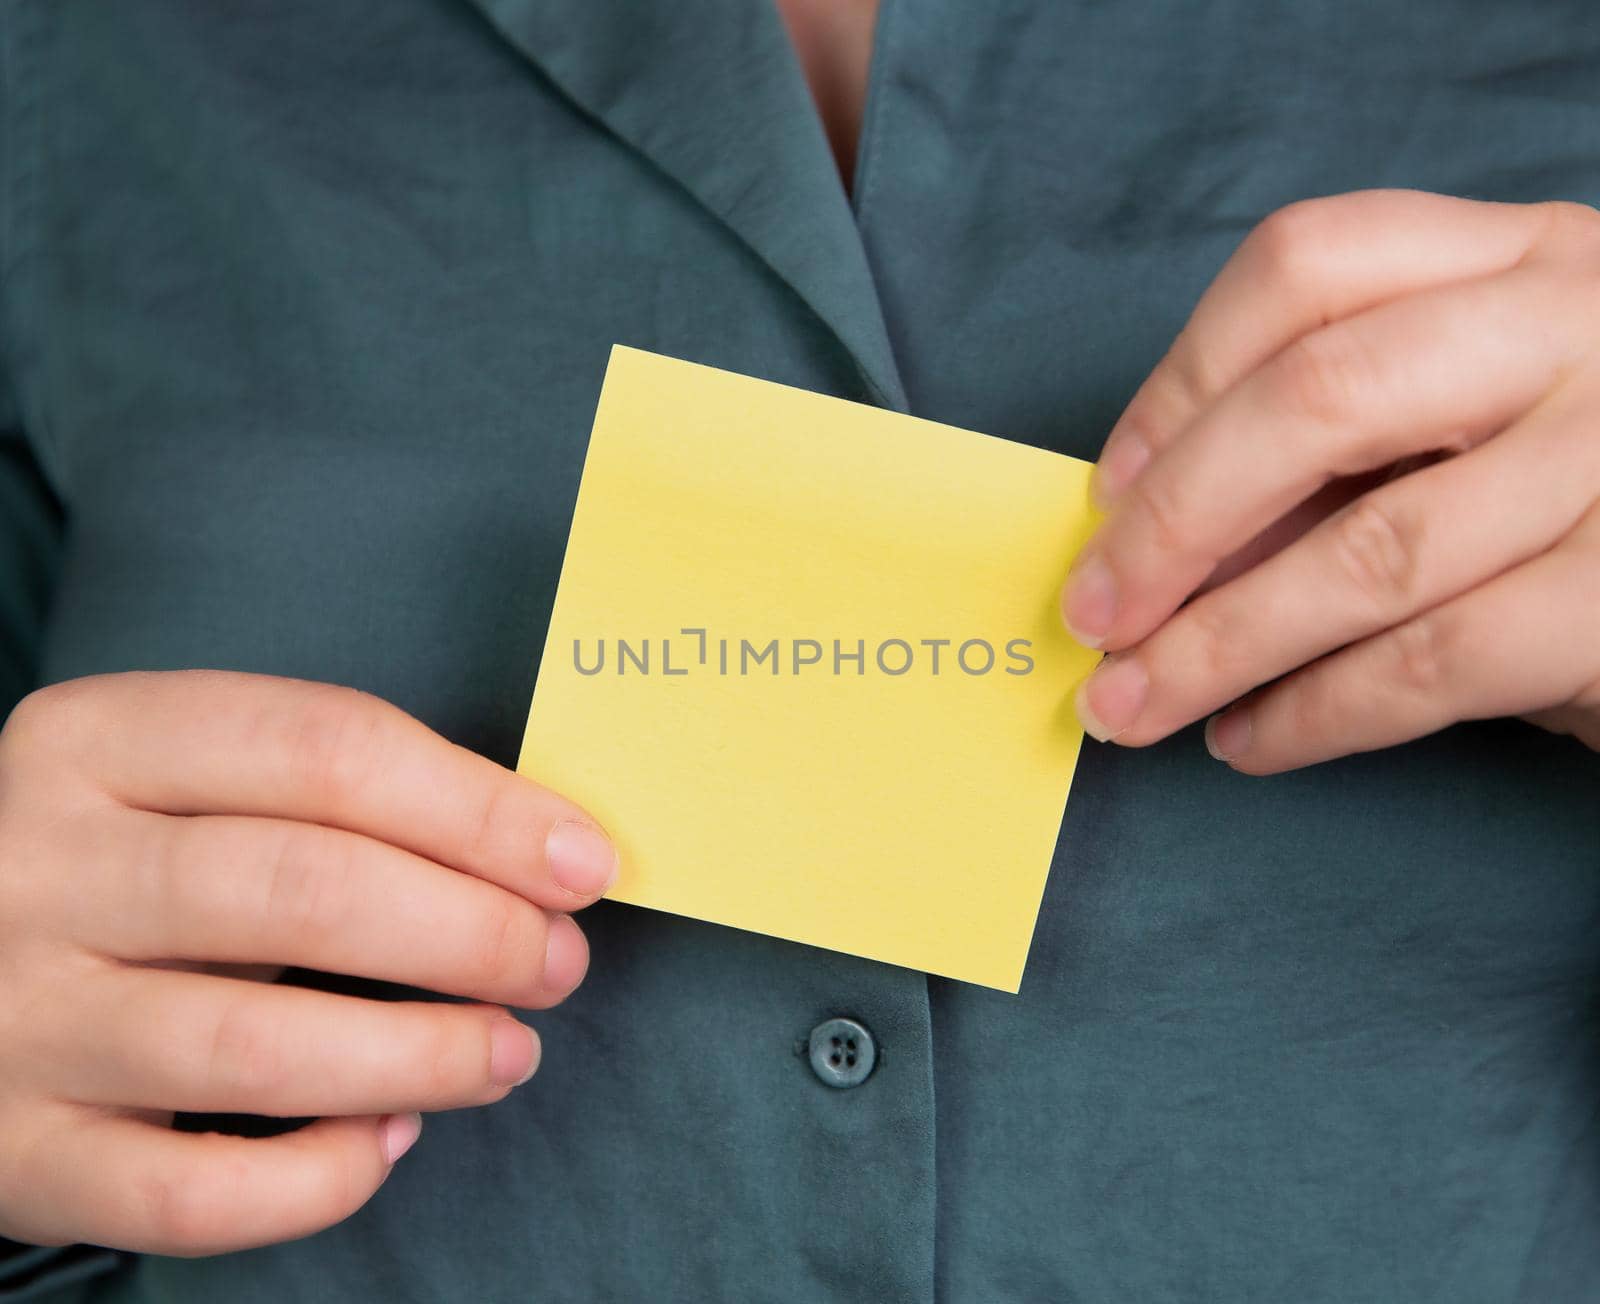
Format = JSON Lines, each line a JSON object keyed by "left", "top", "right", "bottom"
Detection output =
{"left": 1062, "top": 189, "right": 1600, "bottom": 773}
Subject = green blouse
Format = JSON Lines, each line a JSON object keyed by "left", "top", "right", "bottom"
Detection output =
{"left": 2, "top": 1, "right": 1599, "bottom": 1299}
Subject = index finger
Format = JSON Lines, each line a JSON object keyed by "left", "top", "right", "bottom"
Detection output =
{"left": 32, "top": 670, "right": 617, "bottom": 912}
{"left": 1066, "top": 262, "right": 1580, "bottom": 650}
{"left": 1091, "top": 190, "right": 1552, "bottom": 506}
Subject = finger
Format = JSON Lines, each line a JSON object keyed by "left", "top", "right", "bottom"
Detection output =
{"left": 7, "top": 1106, "right": 417, "bottom": 1256}
{"left": 1092, "top": 191, "right": 1559, "bottom": 504}
{"left": 48, "top": 966, "right": 542, "bottom": 1117}
{"left": 1064, "top": 261, "right": 1589, "bottom": 650}
{"left": 1076, "top": 389, "right": 1600, "bottom": 744}
{"left": 64, "top": 811, "right": 587, "bottom": 1010}
{"left": 39, "top": 671, "right": 617, "bottom": 910}
{"left": 1202, "top": 511, "right": 1600, "bottom": 774}
{"left": 1523, "top": 704, "right": 1600, "bottom": 752}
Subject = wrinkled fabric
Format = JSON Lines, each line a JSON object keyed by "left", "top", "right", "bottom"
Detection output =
{"left": 2, "top": 1, "right": 1600, "bottom": 1300}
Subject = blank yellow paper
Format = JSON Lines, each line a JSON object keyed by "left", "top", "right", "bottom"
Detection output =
{"left": 518, "top": 346, "right": 1101, "bottom": 991}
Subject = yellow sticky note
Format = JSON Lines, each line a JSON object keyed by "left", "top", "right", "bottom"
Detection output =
{"left": 518, "top": 346, "right": 1101, "bottom": 991}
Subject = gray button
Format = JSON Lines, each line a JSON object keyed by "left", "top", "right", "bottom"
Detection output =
{"left": 808, "top": 1017, "right": 876, "bottom": 1089}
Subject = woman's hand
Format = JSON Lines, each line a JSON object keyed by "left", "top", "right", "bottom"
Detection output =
{"left": 0, "top": 671, "right": 615, "bottom": 1255}
{"left": 1063, "top": 190, "right": 1600, "bottom": 772}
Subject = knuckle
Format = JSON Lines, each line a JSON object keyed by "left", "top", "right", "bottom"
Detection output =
{"left": 1133, "top": 345, "right": 1215, "bottom": 435}
{"left": 1250, "top": 199, "right": 1336, "bottom": 289}
{"left": 1112, "top": 402, "right": 1171, "bottom": 468}
{"left": 136, "top": 816, "right": 194, "bottom": 927}
{"left": 1388, "top": 614, "right": 1450, "bottom": 697}
{"left": 417, "top": 1012, "right": 491, "bottom": 1102}
{"left": 0, "top": 691, "right": 51, "bottom": 759}
{"left": 1160, "top": 343, "right": 1224, "bottom": 416}
{"left": 0, "top": 679, "right": 98, "bottom": 762}
{"left": 1179, "top": 599, "right": 1251, "bottom": 685}
{"left": 1537, "top": 200, "right": 1600, "bottom": 253}
{"left": 1273, "top": 327, "right": 1369, "bottom": 424}
{"left": 202, "top": 998, "right": 289, "bottom": 1101}
{"left": 467, "top": 895, "right": 546, "bottom": 1002}
{"left": 1284, "top": 674, "right": 1334, "bottom": 746}
{"left": 260, "top": 824, "right": 352, "bottom": 946}
{"left": 1330, "top": 498, "right": 1420, "bottom": 614}
{"left": 1129, "top": 471, "right": 1193, "bottom": 558}
{"left": 137, "top": 1164, "right": 232, "bottom": 1255}
{"left": 284, "top": 687, "right": 389, "bottom": 809}
{"left": 461, "top": 780, "right": 515, "bottom": 872}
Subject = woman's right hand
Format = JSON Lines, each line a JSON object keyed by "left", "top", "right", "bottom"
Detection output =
{"left": 0, "top": 671, "right": 616, "bottom": 1257}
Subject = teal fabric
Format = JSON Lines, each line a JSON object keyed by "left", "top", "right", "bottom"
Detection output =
{"left": 3, "top": 1, "right": 1600, "bottom": 1299}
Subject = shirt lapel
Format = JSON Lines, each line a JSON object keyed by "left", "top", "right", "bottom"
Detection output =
{"left": 462, "top": 0, "right": 907, "bottom": 410}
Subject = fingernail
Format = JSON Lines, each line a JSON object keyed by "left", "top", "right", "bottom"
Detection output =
{"left": 1205, "top": 708, "right": 1252, "bottom": 762}
{"left": 545, "top": 820, "right": 618, "bottom": 896}
{"left": 1060, "top": 552, "right": 1118, "bottom": 649}
{"left": 542, "top": 914, "right": 590, "bottom": 1000}
{"left": 380, "top": 1112, "right": 422, "bottom": 1165}
{"left": 1092, "top": 429, "right": 1151, "bottom": 507}
{"left": 1073, "top": 656, "right": 1148, "bottom": 742}
{"left": 489, "top": 1016, "right": 541, "bottom": 1087}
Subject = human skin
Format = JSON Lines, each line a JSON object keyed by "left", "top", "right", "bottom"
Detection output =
{"left": 1064, "top": 190, "right": 1600, "bottom": 770}
{"left": 774, "top": 0, "right": 877, "bottom": 189}
{"left": 0, "top": 672, "right": 616, "bottom": 1255}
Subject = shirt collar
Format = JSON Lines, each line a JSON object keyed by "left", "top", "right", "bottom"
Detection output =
{"left": 462, "top": 0, "right": 907, "bottom": 410}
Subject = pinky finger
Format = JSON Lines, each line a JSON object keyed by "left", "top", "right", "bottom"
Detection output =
{"left": 8, "top": 1108, "right": 419, "bottom": 1257}
{"left": 1204, "top": 515, "right": 1600, "bottom": 775}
